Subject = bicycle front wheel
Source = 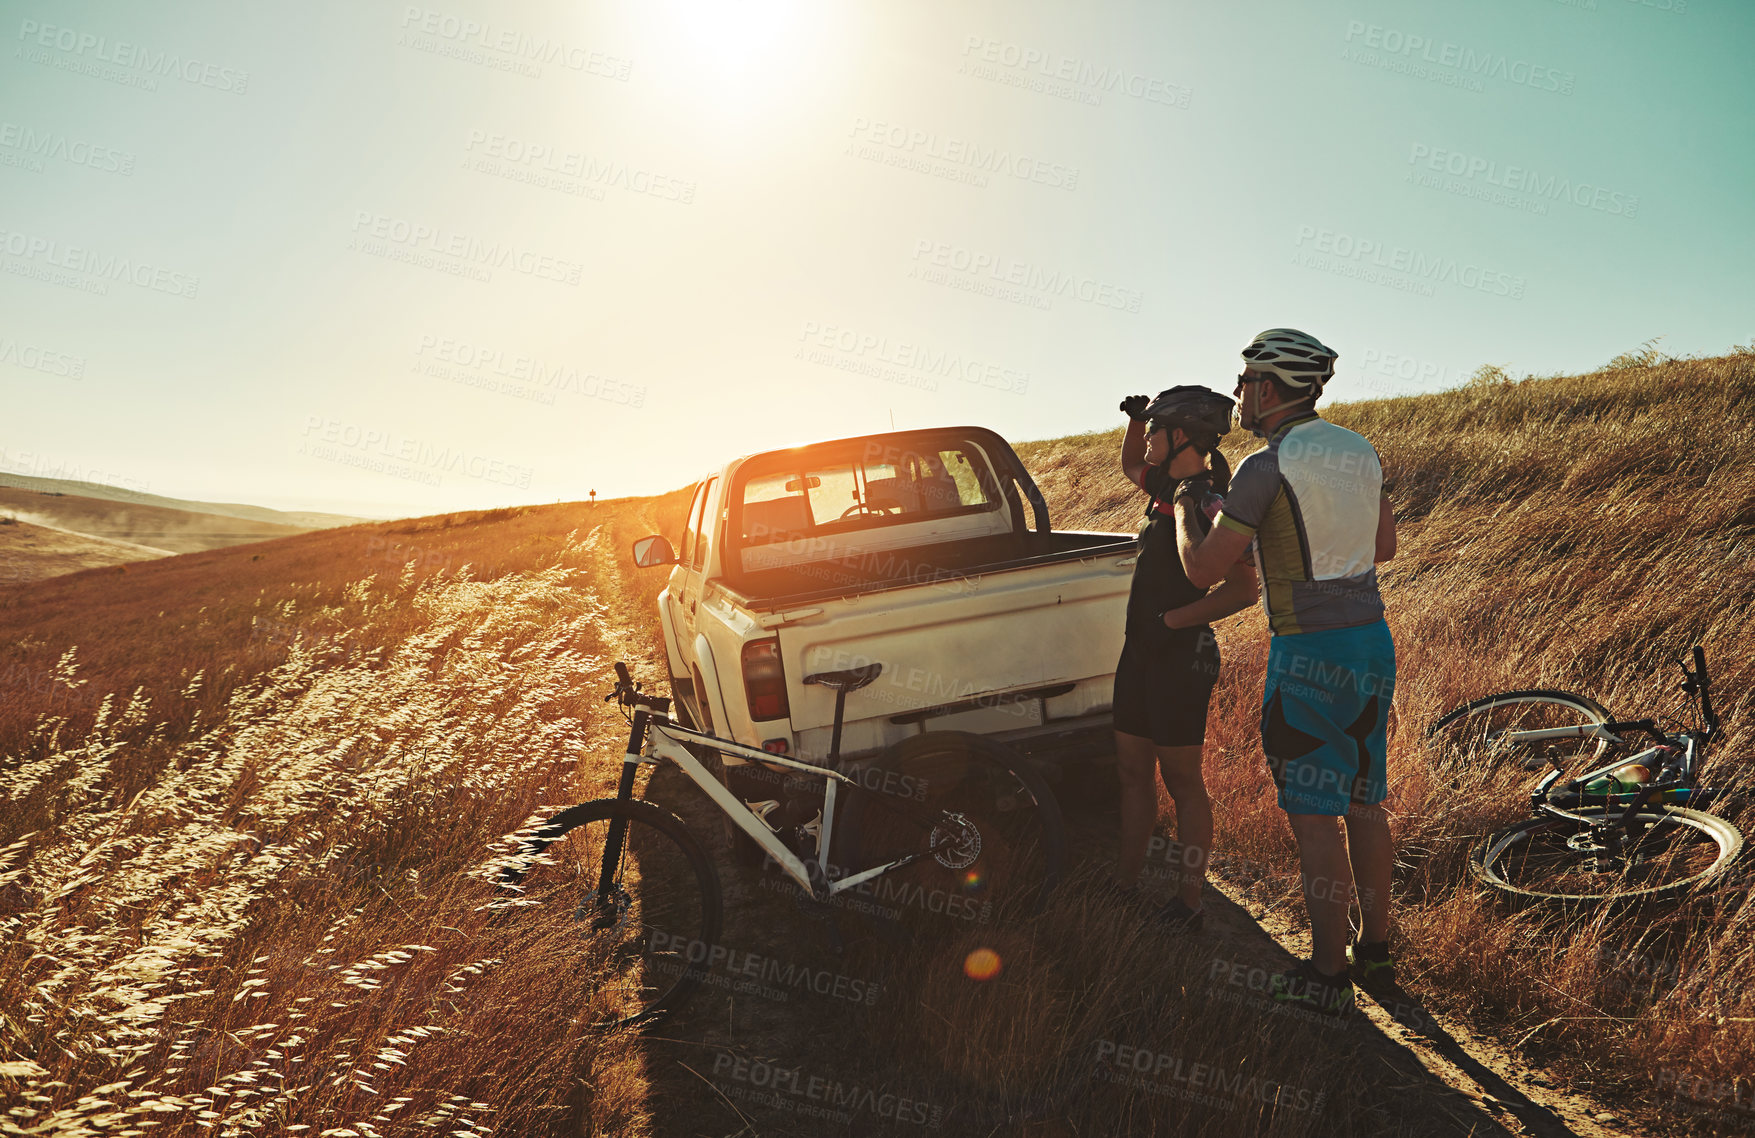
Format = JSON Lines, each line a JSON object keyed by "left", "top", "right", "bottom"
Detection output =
{"left": 1472, "top": 805, "right": 1743, "bottom": 904}
{"left": 497, "top": 798, "right": 722, "bottom": 1028}
{"left": 1428, "top": 690, "right": 1615, "bottom": 776}
{"left": 836, "top": 731, "right": 1066, "bottom": 929}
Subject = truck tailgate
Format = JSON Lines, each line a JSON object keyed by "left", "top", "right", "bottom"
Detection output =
{"left": 774, "top": 546, "right": 1134, "bottom": 750}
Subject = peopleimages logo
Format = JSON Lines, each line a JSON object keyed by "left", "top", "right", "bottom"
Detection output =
{"left": 909, "top": 239, "right": 1144, "bottom": 312}
{"left": 397, "top": 6, "right": 630, "bottom": 80}
{"left": 1293, "top": 225, "right": 1525, "bottom": 299}
{"left": 847, "top": 118, "right": 1079, "bottom": 190}
{"left": 299, "top": 416, "right": 534, "bottom": 489}
{"left": 0, "top": 337, "right": 85, "bottom": 379}
{"left": 413, "top": 335, "right": 646, "bottom": 407}
{"left": 16, "top": 19, "right": 249, "bottom": 93}
{"left": 349, "top": 212, "right": 583, "bottom": 285}
{"left": 1342, "top": 20, "right": 1575, "bottom": 95}
{"left": 959, "top": 37, "right": 1192, "bottom": 108}
{"left": 0, "top": 228, "right": 200, "bottom": 298}
{"left": 1407, "top": 144, "right": 1638, "bottom": 217}
{"left": 463, "top": 131, "right": 695, "bottom": 202}
{"left": 0, "top": 123, "right": 135, "bottom": 175}
{"left": 796, "top": 321, "right": 1030, "bottom": 394}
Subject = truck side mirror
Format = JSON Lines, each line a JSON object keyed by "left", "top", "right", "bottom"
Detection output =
{"left": 632, "top": 535, "right": 677, "bottom": 568}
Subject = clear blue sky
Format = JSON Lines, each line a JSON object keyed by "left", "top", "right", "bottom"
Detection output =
{"left": 4, "top": 0, "right": 1750, "bottom": 517}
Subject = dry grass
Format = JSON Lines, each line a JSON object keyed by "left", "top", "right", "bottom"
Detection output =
{"left": 0, "top": 494, "right": 689, "bottom": 1137}
{"left": 4, "top": 350, "right": 1754, "bottom": 1135}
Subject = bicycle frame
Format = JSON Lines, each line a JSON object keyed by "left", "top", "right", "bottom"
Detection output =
{"left": 607, "top": 708, "right": 946, "bottom": 904}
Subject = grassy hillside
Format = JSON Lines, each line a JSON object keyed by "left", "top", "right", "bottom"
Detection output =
{"left": 0, "top": 472, "right": 370, "bottom": 530}
{"left": 0, "top": 516, "right": 173, "bottom": 583}
{"left": 0, "top": 493, "right": 693, "bottom": 1136}
{"left": 0, "top": 487, "right": 325, "bottom": 584}
{"left": 2, "top": 350, "right": 1752, "bottom": 1136}
{"left": 1022, "top": 349, "right": 1755, "bottom": 1130}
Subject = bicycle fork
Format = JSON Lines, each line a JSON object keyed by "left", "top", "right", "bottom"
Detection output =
{"left": 588, "top": 709, "right": 649, "bottom": 931}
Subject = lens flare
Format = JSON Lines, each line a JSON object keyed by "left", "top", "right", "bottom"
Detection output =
{"left": 963, "top": 947, "right": 1002, "bottom": 981}
{"left": 961, "top": 869, "right": 985, "bottom": 892}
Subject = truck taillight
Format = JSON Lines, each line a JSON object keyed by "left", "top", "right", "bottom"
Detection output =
{"left": 742, "top": 639, "right": 791, "bottom": 722}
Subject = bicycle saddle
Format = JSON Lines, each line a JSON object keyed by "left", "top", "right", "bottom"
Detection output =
{"left": 803, "top": 663, "right": 883, "bottom": 693}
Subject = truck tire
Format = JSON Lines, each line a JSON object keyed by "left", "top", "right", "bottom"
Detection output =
{"left": 838, "top": 731, "right": 1067, "bottom": 927}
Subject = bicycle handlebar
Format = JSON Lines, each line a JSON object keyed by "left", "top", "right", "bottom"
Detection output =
{"left": 1680, "top": 644, "right": 1719, "bottom": 737}
{"left": 605, "top": 660, "right": 671, "bottom": 713}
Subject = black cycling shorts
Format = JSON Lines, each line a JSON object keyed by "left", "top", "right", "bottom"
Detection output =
{"left": 1112, "top": 630, "right": 1221, "bottom": 747}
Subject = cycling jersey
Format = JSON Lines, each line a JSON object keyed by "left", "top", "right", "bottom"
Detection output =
{"left": 1214, "top": 414, "right": 1385, "bottom": 635}
{"left": 1126, "top": 463, "right": 1207, "bottom": 640}
{"left": 1115, "top": 461, "right": 1219, "bottom": 744}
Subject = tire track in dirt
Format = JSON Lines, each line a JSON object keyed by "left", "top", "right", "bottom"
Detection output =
{"left": 1206, "top": 866, "right": 1638, "bottom": 1138}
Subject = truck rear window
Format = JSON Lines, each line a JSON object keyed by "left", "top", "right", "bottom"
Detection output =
{"left": 740, "top": 444, "right": 996, "bottom": 545}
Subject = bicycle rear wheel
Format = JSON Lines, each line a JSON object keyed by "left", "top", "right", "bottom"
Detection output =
{"left": 1428, "top": 690, "right": 1615, "bottom": 776}
{"left": 1472, "top": 805, "right": 1742, "bottom": 904}
{"left": 835, "top": 731, "right": 1066, "bottom": 930}
{"left": 497, "top": 798, "right": 722, "bottom": 1028}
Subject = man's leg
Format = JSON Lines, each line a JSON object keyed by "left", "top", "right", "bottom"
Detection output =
{"left": 1285, "top": 811, "right": 1353, "bottom": 976}
{"left": 1344, "top": 804, "right": 1392, "bottom": 944}
{"left": 1114, "top": 731, "right": 1160, "bottom": 888}
{"left": 1156, "top": 744, "right": 1210, "bottom": 908}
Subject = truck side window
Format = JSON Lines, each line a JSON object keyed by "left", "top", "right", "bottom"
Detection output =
{"left": 690, "top": 478, "right": 717, "bottom": 570}
{"left": 680, "top": 482, "right": 708, "bottom": 570}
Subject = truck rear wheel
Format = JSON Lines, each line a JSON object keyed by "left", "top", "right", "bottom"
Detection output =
{"left": 837, "top": 731, "right": 1067, "bottom": 931}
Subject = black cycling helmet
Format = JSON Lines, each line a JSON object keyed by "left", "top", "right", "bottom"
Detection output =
{"left": 1142, "top": 385, "right": 1234, "bottom": 447}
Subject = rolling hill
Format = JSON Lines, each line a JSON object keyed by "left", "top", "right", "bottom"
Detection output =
{"left": 0, "top": 477, "right": 372, "bottom": 583}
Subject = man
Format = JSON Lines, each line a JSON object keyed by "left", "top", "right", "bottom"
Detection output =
{"left": 1112, "top": 387, "right": 1258, "bottom": 930}
{"left": 1178, "top": 329, "right": 1398, "bottom": 1015}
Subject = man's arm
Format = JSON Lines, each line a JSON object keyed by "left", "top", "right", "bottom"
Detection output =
{"left": 1162, "top": 564, "right": 1259, "bottom": 629}
{"left": 1177, "top": 498, "right": 1253, "bottom": 589}
{"left": 1375, "top": 495, "right": 1396, "bottom": 562}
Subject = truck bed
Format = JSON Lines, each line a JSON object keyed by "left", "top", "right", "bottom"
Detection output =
{"left": 716, "top": 530, "right": 1138, "bottom": 763}
{"left": 718, "top": 530, "right": 1135, "bottom": 611}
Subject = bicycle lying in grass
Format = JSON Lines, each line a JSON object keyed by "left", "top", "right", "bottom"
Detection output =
{"left": 496, "top": 661, "right": 1066, "bottom": 1027}
{"left": 1427, "top": 646, "right": 1744, "bottom": 904}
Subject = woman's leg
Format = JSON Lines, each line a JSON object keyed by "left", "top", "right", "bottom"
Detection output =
{"left": 1113, "top": 730, "right": 1161, "bottom": 889}
{"left": 1156, "top": 743, "right": 1210, "bottom": 908}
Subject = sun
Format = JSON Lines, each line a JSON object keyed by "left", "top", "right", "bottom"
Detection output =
{"left": 650, "top": 0, "right": 830, "bottom": 122}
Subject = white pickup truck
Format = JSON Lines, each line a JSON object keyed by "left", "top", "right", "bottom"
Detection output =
{"left": 632, "top": 426, "right": 1140, "bottom": 782}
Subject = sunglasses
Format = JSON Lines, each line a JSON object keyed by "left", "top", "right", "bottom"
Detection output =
{"left": 1235, "top": 372, "right": 1267, "bottom": 386}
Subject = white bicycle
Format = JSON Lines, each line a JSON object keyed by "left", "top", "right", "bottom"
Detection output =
{"left": 497, "top": 661, "right": 1066, "bottom": 1027}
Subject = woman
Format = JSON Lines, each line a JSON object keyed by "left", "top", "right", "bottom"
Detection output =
{"left": 1112, "top": 386, "right": 1260, "bottom": 930}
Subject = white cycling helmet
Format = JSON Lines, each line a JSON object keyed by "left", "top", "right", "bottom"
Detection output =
{"left": 1240, "top": 328, "right": 1337, "bottom": 393}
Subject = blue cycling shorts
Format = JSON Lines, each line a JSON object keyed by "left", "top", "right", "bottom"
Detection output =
{"left": 1260, "top": 620, "right": 1395, "bottom": 816}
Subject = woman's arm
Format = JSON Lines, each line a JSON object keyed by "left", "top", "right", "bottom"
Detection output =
{"left": 1161, "top": 565, "right": 1259, "bottom": 629}
{"left": 1119, "top": 417, "right": 1149, "bottom": 486}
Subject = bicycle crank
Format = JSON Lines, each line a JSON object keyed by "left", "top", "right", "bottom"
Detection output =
{"left": 1567, "top": 830, "right": 1625, "bottom": 873}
